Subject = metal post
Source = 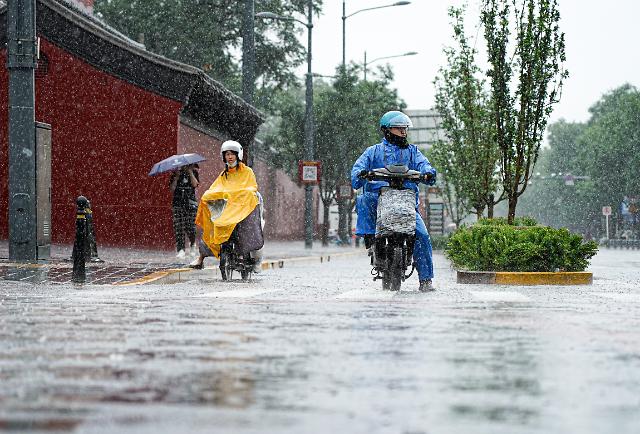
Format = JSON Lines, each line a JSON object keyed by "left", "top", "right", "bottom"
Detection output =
{"left": 242, "top": 0, "right": 255, "bottom": 104}
{"left": 72, "top": 196, "right": 89, "bottom": 283}
{"left": 364, "top": 51, "right": 367, "bottom": 81}
{"left": 7, "top": 0, "right": 38, "bottom": 262}
{"left": 342, "top": 0, "right": 346, "bottom": 68}
{"left": 304, "top": 0, "right": 314, "bottom": 249}
{"left": 606, "top": 214, "right": 610, "bottom": 240}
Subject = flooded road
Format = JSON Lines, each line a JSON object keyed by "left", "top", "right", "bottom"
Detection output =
{"left": 1, "top": 250, "right": 639, "bottom": 433}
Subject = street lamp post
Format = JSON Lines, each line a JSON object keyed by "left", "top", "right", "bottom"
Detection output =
{"left": 363, "top": 51, "right": 418, "bottom": 80}
{"left": 241, "top": 0, "right": 255, "bottom": 104}
{"left": 342, "top": 1, "right": 410, "bottom": 68}
{"left": 257, "top": 0, "right": 315, "bottom": 249}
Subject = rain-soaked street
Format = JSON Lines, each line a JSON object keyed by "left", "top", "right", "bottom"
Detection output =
{"left": 1, "top": 248, "right": 640, "bottom": 434}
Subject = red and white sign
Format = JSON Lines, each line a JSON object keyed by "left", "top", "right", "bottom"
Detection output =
{"left": 298, "top": 160, "right": 321, "bottom": 184}
{"left": 602, "top": 206, "right": 612, "bottom": 216}
{"left": 336, "top": 183, "right": 353, "bottom": 200}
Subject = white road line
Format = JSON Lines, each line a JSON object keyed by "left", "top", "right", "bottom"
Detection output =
{"left": 335, "top": 289, "right": 396, "bottom": 300}
{"left": 196, "top": 288, "right": 281, "bottom": 298}
{"left": 469, "top": 291, "right": 531, "bottom": 302}
{"left": 590, "top": 292, "right": 640, "bottom": 302}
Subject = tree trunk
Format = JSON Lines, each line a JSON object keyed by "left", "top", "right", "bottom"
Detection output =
{"left": 321, "top": 203, "right": 331, "bottom": 246}
{"left": 487, "top": 193, "right": 495, "bottom": 218}
{"left": 337, "top": 199, "right": 349, "bottom": 244}
{"left": 507, "top": 195, "right": 518, "bottom": 224}
{"left": 347, "top": 199, "right": 354, "bottom": 243}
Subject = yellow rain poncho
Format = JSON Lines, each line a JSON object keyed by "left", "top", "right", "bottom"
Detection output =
{"left": 195, "top": 163, "right": 259, "bottom": 258}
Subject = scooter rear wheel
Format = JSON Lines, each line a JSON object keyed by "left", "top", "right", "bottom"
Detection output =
{"left": 390, "top": 247, "right": 403, "bottom": 291}
{"left": 220, "top": 251, "right": 234, "bottom": 281}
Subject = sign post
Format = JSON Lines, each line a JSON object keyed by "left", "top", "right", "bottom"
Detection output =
{"left": 602, "top": 206, "right": 612, "bottom": 239}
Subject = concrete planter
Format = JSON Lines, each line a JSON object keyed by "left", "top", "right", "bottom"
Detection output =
{"left": 457, "top": 270, "right": 593, "bottom": 285}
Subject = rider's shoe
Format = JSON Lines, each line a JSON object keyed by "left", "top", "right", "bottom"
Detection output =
{"left": 176, "top": 249, "right": 186, "bottom": 259}
{"left": 419, "top": 280, "right": 435, "bottom": 292}
{"left": 188, "top": 257, "right": 204, "bottom": 269}
{"left": 252, "top": 263, "right": 262, "bottom": 273}
{"left": 189, "top": 245, "right": 198, "bottom": 257}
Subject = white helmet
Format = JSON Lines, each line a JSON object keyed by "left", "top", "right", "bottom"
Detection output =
{"left": 220, "top": 140, "right": 243, "bottom": 162}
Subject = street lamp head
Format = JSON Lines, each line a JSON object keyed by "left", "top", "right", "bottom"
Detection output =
{"left": 255, "top": 12, "right": 280, "bottom": 19}
{"left": 394, "top": 1, "right": 411, "bottom": 5}
{"left": 404, "top": 51, "right": 418, "bottom": 56}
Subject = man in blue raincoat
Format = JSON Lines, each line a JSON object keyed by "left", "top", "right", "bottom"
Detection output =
{"left": 351, "top": 111, "right": 437, "bottom": 292}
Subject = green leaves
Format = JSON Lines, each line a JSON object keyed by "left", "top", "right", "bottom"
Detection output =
{"left": 445, "top": 219, "right": 598, "bottom": 272}
{"left": 519, "top": 85, "right": 640, "bottom": 234}
{"left": 480, "top": 0, "right": 567, "bottom": 222}
{"left": 433, "top": 6, "right": 501, "bottom": 224}
{"left": 94, "top": 0, "right": 323, "bottom": 96}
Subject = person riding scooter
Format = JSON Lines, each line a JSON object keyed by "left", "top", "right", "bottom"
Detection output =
{"left": 351, "top": 111, "right": 437, "bottom": 292}
{"left": 189, "top": 140, "right": 263, "bottom": 272}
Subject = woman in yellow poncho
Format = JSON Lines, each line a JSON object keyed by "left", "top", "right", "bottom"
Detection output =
{"left": 189, "top": 140, "right": 264, "bottom": 270}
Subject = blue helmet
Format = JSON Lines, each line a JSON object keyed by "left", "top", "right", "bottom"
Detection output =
{"left": 379, "top": 111, "right": 413, "bottom": 129}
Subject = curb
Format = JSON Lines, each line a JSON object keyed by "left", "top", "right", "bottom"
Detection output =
{"left": 123, "top": 250, "right": 365, "bottom": 285}
{"left": 457, "top": 270, "right": 593, "bottom": 285}
{"left": 114, "top": 268, "right": 193, "bottom": 286}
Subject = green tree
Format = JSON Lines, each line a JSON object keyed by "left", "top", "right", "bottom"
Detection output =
{"left": 576, "top": 85, "right": 640, "bottom": 234}
{"left": 433, "top": 6, "right": 501, "bottom": 222}
{"left": 519, "top": 84, "right": 640, "bottom": 237}
{"left": 264, "top": 66, "right": 403, "bottom": 244}
{"left": 94, "top": 0, "right": 322, "bottom": 95}
{"left": 481, "top": 0, "right": 568, "bottom": 223}
{"left": 517, "top": 120, "right": 587, "bottom": 232}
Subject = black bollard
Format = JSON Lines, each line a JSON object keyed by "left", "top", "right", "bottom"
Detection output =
{"left": 72, "top": 196, "right": 89, "bottom": 283}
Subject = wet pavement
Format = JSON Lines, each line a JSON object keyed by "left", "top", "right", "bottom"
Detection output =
{"left": 0, "top": 247, "right": 639, "bottom": 433}
{"left": 0, "top": 240, "right": 355, "bottom": 285}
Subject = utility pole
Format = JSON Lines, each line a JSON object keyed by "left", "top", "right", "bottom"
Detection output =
{"left": 303, "top": 0, "right": 315, "bottom": 249}
{"left": 7, "top": 0, "right": 38, "bottom": 261}
{"left": 241, "top": 0, "right": 255, "bottom": 105}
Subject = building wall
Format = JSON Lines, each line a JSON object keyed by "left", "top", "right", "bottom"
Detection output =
{"left": 177, "top": 121, "right": 225, "bottom": 200}
{"left": 252, "top": 158, "right": 311, "bottom": 240}
{"left": 0, "top": 39, "right": 183, "bottom": 248}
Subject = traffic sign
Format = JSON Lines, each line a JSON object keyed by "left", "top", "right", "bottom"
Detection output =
{"left": 336, "top": 183, "right": 353, "bottom": 200}
{"left": 298, "top": 160, "right": 321, "bottom": 184}
{"left": 602, "top": 206, "right": 612, "bottom": 216}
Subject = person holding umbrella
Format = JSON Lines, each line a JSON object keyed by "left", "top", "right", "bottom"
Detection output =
{"left": 169, "top": 164, "right": 199, "bottom": 259}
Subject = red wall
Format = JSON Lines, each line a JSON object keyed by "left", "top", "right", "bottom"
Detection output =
{"left": 177, "top": 122, "right": 225, "bottom": 197}
{"left": 1, "top": 39, "right": 183, "bottom": 249}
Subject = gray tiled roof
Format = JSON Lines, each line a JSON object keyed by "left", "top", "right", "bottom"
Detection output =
{"left": 0, "top": 0, "right": 264, "bottom": 143}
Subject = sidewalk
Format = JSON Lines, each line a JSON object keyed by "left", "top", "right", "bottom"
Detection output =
{"left": 0, "top": 240, "right": 364, "bottom": 285}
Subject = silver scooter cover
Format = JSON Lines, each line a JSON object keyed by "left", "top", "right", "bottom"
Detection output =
{"left": 375, "top": 188, "right": 416, "bottom": 238}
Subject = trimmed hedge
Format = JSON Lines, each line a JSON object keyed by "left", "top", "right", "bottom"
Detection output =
{"left": 445, "top": 218, "right": 598, "bottom": 272}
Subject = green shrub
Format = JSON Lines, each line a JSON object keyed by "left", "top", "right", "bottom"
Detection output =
{"left": 445, "top": 222, "right": 598, "bottom": 272}
{"left": 475, "top": 216, "right": 539, "bottom": 227}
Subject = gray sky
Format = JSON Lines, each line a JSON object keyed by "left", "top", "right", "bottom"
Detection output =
{"left": 303, "top": 0, "right": 640, "bottom": 123}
